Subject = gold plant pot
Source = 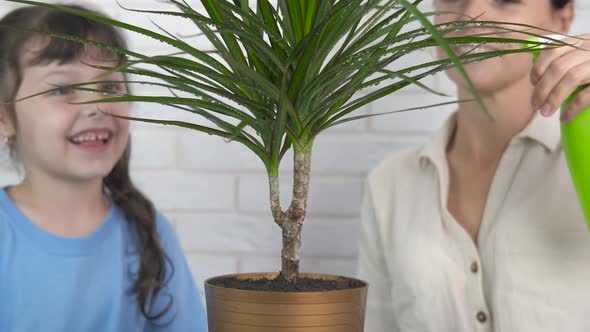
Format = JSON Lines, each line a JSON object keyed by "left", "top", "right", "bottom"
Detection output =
{"left": 204, "top": 272, "right": 368, "bottom": 332}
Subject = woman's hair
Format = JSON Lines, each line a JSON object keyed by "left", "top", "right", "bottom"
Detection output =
{"left": 552, "top": 0, "right": 572, "bottom": 10}
{"left": 0, "top": 4, "right": 171, "bottom": 321}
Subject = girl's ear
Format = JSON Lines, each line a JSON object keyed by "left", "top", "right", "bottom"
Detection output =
{"left": 0, "top": 106, "right": 16, "bottom": 141}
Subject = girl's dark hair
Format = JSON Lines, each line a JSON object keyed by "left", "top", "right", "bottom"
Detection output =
{"left": 552, "top": 0, "right": 572, "bottom": 9}
{"left": 0, "top": 4, "right": 171, "bottom": 321}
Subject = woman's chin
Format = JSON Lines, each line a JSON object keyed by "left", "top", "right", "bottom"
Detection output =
{"left": 446, "top": 67, "right": 512, "bottom": 94}
{"left": 445, "top": 55, "right": 532, "bottom": 94}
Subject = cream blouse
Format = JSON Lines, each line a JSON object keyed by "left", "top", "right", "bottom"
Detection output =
{"left": 357, "top": 111, "right": 590, "bottom": 332}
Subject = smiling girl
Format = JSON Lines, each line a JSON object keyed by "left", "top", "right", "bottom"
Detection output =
{"left": 0, "top": 4, "right": 207, "bottom": 331}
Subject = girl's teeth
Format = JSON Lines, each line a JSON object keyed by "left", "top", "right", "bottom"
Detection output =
{"left": 71, "top": 133, "right": 110, "bottom": 143}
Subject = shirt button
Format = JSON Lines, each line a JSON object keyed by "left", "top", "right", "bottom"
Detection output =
{"left": 476, "top": 311, "right": 487, "bottom": 323}
{"left": 470, "top": 262, "right": 479, "bottom": 274}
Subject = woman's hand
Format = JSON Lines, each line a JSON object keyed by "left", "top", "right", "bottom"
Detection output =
{"left": 531, "top": 34, "right": 590, "bottom": 122}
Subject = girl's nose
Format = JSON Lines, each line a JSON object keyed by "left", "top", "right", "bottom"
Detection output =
{"left": 75, "top": 89, "right": 111, "bottom": 117}
{"left": 462, "top": 0, "right": 492, "bottom": 21}
{"left": 81, "top": 106, "right": 100, "bottom": 118}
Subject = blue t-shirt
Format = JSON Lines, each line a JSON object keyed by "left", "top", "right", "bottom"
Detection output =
{"left": 0, "top": 188, "right": 207, "bottom": 332}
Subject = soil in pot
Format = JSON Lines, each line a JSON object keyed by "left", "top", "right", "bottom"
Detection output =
{"left": 207, "top": 273, "right": 366, "bottom": 292}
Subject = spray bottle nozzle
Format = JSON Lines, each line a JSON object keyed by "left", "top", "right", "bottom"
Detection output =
{"left": 526, "top": 34, "right": 567, "bottom": 60}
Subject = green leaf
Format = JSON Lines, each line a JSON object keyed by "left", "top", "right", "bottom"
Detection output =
{"left": 325, "top": 99, "right": 473, "bottom": 129}
{"left": 111, "top": 113, "right": 269, "bottom": 166}
{"left": 257, "top": 0, "right": 289, "bottom": 61}
{"left": 286, "top": 0, "right": 304, "bottom": 42}
{"left": 397, "top": 0, "right": 488, "bottom": 117}
{"left": 201, "top": 0, "right": 248, "bottom": 68}
{"left": 5, "top": 0, "right": 233, "bottom": 75}
{"left": 73, "top": 95, "right": 257, "bottom": 125}
{"left": 269, "top": 75, "right": 290, "bottom": 176}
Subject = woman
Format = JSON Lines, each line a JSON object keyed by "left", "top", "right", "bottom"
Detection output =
{"left": 357, "top": 0, "right": 590, "bottom": 331}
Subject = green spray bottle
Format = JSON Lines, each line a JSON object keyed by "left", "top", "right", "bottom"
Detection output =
{"left": 529, "top": 35, "right": 590, "bottom": 230}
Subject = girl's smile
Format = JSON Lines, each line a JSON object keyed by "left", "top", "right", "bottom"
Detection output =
{"left": 68, "top": 127, "right": 114, "bottom": 152}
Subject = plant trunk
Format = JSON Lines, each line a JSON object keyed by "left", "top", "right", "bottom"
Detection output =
{"left": 281, "top": 219, "right": 303, "bottom": 281}
{"left": 282, "top": 149, "right": 311, "bottom": 281}
{"left": 268, "top": 145, "right": 312, "bottom": 283}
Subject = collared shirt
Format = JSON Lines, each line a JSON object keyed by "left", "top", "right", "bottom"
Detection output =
{"left": 357, "top": 111, "right": 590, "bottom": 332}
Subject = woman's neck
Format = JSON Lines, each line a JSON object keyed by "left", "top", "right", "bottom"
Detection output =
{"left": 7, "top": 175, "right": 109, "bottom": 237}
{"left": 448, "top": 77, "right": 537, "bottom": 167}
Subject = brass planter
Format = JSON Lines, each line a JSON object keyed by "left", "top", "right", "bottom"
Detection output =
{"left": 204, "top": 272, "right": 368, "bottom": 332}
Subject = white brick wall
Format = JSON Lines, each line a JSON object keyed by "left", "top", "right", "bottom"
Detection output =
{"left": 1, "top": 1, "right": 589, "bottom": 298}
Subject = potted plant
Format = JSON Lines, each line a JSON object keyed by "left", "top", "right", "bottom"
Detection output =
{"left": 3, "top": 0, "right": 566, "bottom": 330}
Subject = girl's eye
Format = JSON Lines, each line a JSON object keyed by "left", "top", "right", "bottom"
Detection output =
{"left": 51, "top": 86, "right": 75, "bottom": 96}
{"left": 495, "top": 0, "right": 521, "bottom": 3}
{"left": 101, "top": 82, "right": 125, "bottom": 94}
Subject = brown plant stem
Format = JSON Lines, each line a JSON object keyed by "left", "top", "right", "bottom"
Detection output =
{"left": 268, "top": 144, "right": 312, "bottom": 282}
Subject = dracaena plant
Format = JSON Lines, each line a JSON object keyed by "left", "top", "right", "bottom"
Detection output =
{"left": 3, "top": 0, "right": 567, "bottom": 282}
